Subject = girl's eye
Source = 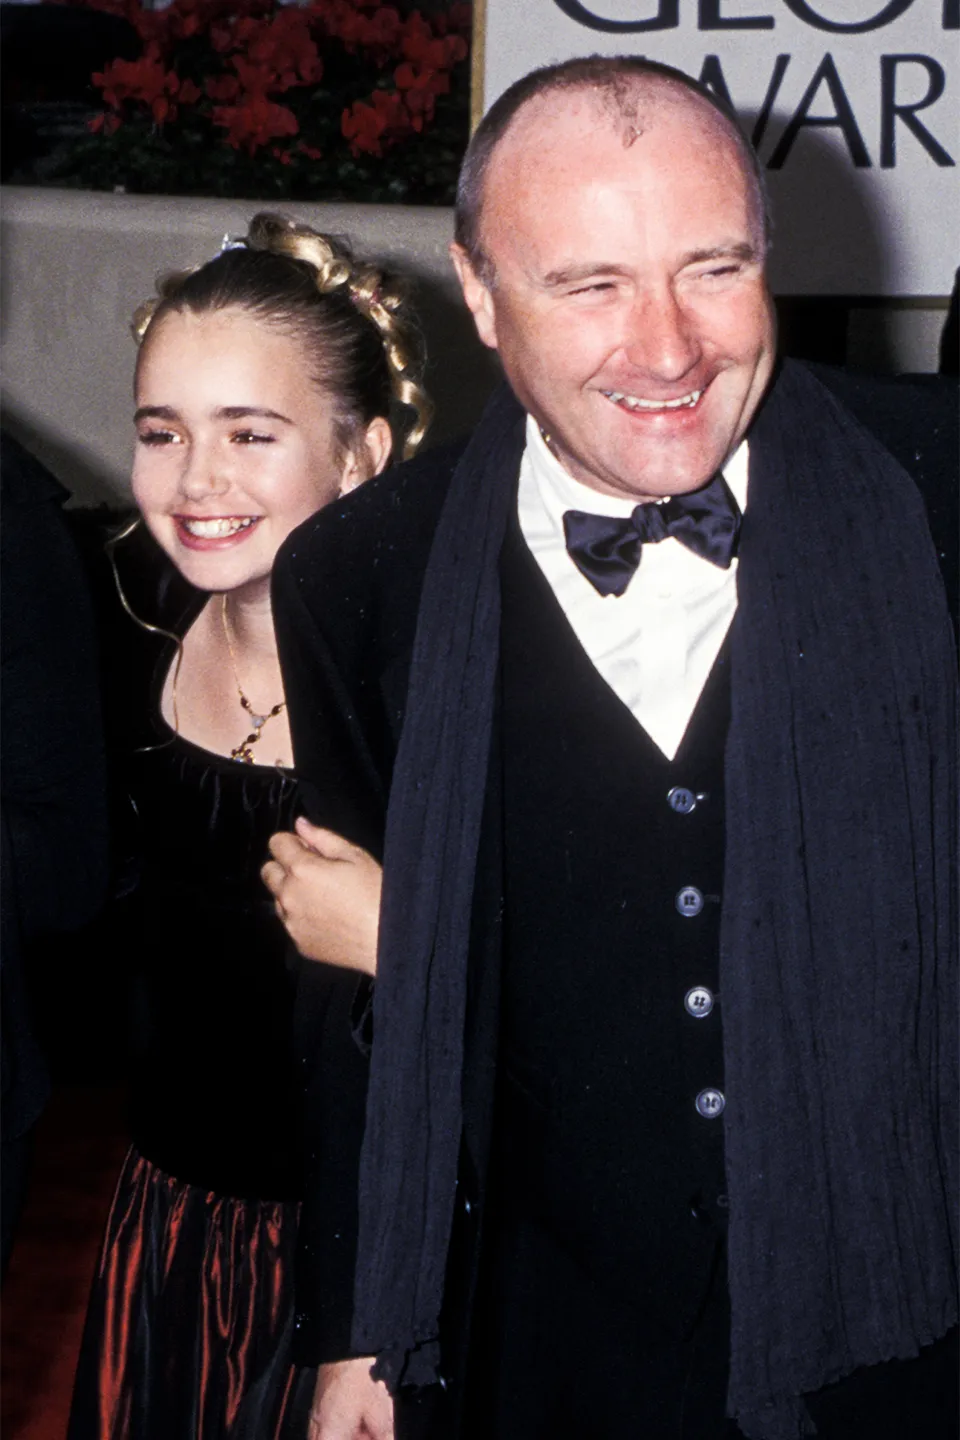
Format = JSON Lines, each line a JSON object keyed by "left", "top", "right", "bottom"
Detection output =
{"left": 232, "top": 431, "right": 275, "bottom": 445}
{"left": 137, "top": 429, "right": 179, "bottom": 446}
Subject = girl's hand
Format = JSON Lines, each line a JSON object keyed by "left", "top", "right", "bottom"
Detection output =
{"left": 308, "top": 1357, "right": 393, "bottom": 1440}
{"left": 262, "top": 820, "right": 381, "bottom": 974}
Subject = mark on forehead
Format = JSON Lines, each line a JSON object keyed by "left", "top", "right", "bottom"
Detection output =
{"left": 585, "top": 76, "right": 650, "bottom": 149}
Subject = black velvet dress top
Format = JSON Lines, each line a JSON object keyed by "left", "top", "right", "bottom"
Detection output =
{"left": 126, "top": 722, "right": 304, "bottom": 1201}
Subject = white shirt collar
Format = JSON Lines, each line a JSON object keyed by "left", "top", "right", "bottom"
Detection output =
{"left": 516, "top": 416, "right": 749, "bottom": 760}
{"left": 524, "top": 415, "right": 749, "bottom": 531}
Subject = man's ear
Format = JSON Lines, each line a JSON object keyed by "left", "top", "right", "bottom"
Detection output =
{"left": 339, "top": 415, "right": 393, "bottom": 495}
{"left": 450, "top": 242, "right": 498, "bottom": 352}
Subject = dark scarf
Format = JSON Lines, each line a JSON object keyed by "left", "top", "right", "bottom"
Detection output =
{"left": 352, "top": 362, "right": 958, "bottom": 1437}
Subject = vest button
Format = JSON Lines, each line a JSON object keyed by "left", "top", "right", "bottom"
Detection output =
{"left": 695, "top": 1088, "right": 726, "bottom": 1119}
{"left": 676, "top": 885, "right": 704, "bottom": 917}
{"left": 684, "top": 985, "right": 715, "bottom": 1018}
{"left": 667, "top": 785, "right": 697, "bottom": 814}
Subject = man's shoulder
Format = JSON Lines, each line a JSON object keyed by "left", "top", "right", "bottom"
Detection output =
{"left": 281, "top": 437, "right": 466, "bottom": 587}
{"left": 273, "top": 437, "right": 470, "bottom": 677}
{"left": 807, "top": 362, "right": 958, "bottom": 614}
{"left": 808, "top": 363, "right": 958, "bottom": 482}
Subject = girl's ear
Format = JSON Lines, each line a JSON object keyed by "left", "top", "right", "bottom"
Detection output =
{"left": 339, "top": 415, "right": 393, "bottom": 495}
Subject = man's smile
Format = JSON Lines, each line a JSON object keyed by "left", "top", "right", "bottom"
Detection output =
{"left": 601, "top": 387, "right": 704, "bottom": 413}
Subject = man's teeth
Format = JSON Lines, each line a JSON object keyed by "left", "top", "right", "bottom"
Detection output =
{"left": 181, "top": 516, "right": 258, "bottom": 538}
{"left": 604, "top": 389, "right": 702, "bottom": 411}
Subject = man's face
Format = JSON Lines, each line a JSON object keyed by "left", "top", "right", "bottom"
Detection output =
{"left": 452, "top": 89, "right": 776, "bottom": 501}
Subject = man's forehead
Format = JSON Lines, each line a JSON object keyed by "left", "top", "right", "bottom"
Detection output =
{"left": 488, "top": 80, "right": 726, "bottom": 171}
{"left": 480, "top": 86, "right": 752, "bottom": 242}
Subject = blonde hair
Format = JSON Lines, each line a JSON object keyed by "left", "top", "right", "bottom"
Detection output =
{"left": 133, "top": 212, "right": 432, "bottom": 460}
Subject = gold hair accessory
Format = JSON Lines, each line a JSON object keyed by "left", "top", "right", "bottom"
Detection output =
{"left": 220, "top": 594, "right": 286, "bottom": 764}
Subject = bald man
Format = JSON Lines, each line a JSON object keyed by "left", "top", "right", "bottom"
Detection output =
{"left": 271, "top": 58, "right": 957, "bottom": 1440}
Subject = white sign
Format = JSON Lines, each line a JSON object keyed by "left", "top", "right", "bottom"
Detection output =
{"left": 480, "top": 0, "right": 958, "bottom": 296}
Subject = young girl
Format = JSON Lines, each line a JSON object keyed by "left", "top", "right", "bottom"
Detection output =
{"left": 68, "top": 213, "right": 429, "bottom": 1439}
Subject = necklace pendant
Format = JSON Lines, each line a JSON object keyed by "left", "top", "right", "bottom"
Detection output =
{"left": 220, "top": 596, "right": 287, "bottom": 765}
{"left": 230, "top": 735, "right": 258, "bottom": 763}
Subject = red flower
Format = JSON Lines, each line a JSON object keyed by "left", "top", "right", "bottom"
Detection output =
{"left": 175, "top": 8, "right": 201, "bottom": 37}
{"left": 448, "top": 3, "right": 473, "bottom": 35}
{"left": 400, "top": 15, "right": 467, "bottom": 73}
{"left": 68, "top": 0, "right": 466, "bottom": 174}
{"left": 394, "top": 60, "right": 451, "bottom": 128}
{"left": 88, "top": 110, "right": 122, "bottom": 134}
{"left": 315, "top": 0, "right": 400, "bottom": 61}
{"left": 165, "top": 0, "right": 238, "bottom": 41}
{"left": 205, "top": 73, "right": 240, "bottom": 102}
{"left": 244, "top": 11, "right": 322, "bottom": 89}
{"left": 210, "top": 20, "right": 236, "bottom": 52}
{"left": 231, "top": 55, "right": 276, "bottom": 95}
{"left": 211, "top": 15, "right": 259, "bottom": 53}
{"left": 212, "top": 94, "right": 298, "bottom": 153}
{"left": 364, "top": 7, "right": 402, "bottom": 47}
{"left": 129, "top": 7, "right": 168, "bottom": 48}
{"left": 94, "top": 47, "right": 180, "bottom": 120}
{"left": 427, "top": 2, "right": 472, "bottom": 37}
{"left": 341, "top": 87, "right": 410, "bottom": 157}
{"left": 398, "top": 12, "right": 431, "bottom": 65}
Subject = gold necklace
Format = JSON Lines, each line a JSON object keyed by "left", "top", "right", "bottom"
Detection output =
{"left": 220, "top": 594, "right": 286, "bottom": 764}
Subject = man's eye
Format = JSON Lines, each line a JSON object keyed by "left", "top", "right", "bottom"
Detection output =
{"left": 570, "top": 282, "right": 616, "bottom": 296}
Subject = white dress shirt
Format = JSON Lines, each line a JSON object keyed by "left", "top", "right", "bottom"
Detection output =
{"left": 517, "top": 417, "right": 749, "bottom": 761}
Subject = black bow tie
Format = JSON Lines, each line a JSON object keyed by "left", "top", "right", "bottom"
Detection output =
{"left": 562, "top": 472, "right": 741, "bottom": 597}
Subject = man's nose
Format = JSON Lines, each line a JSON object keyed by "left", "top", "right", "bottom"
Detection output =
{"left": 177, "top": 442, "right": 230, "bottom": 501}
{"left": 622, "top": 287, "right": 701, "bottom": 381}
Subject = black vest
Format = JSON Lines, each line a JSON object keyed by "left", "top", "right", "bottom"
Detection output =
{"left": 494, "top": 517, "right": 731, "bottom": 1341}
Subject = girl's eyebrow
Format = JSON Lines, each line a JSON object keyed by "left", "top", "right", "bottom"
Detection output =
{"left": 216, "top": 406, "right": 293, "bottom": 423}
{"left": 133, "top": 405, "right": 294, "bottom": 424}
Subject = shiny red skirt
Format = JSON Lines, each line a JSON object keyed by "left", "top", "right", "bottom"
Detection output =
{"left": 68, "top": 1148, "right": 314, "bottom": 1439}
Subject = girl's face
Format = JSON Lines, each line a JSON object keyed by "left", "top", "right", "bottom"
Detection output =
{"left": 132, "top": 305, "right": 384, "bottom": 600}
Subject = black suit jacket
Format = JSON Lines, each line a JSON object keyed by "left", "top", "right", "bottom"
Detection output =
{"left": 1, "top": 436, "right": 109, "bottom": 1140}
{"left": 272, "top": 365, "right": 959, "bottom": 1378}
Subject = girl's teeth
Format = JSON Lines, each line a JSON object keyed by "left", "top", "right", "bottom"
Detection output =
{"left": 182, "top": 517, "right": 257, "bottom": 538}
{"left": 605, "top": 389, "right": 702, "bottom": 410}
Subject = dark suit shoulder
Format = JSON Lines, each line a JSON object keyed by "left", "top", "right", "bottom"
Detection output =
{"left": 809, "top": 364, "right": 958, "bottom": 615}
{"left": 279, "top": 438, "right": 465, "bottom": 609}
{"left": 273, "top": 440, "right": 468, "bottom": 808}
{"left": 810, "top": 365, "right": 957, "bottom": 474}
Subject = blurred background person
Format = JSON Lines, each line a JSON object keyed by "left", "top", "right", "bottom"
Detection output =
{"left": 1, "top": 431, "right": 110, "bottom": 1276}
